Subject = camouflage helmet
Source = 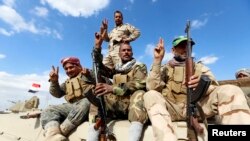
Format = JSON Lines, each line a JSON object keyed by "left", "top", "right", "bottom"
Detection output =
{"left": 235, "top": 68, "right": 250, "bottom": 79}
{"left": 172, "top": 36, "right": 195, "bottom": 47}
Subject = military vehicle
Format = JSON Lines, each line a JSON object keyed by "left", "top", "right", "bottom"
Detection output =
{"left": 0, "top": 78, "right": 249, "bottom": 141}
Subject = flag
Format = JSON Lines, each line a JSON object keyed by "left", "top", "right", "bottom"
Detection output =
{"left": 28, "top": 83, "right": 41, "bottom": 93}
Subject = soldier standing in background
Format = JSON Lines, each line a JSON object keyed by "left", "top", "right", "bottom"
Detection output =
{"left": 144, "top": 37, "right": 250, "bottom": 141}
{"left": 87, "top": 32, "right": 147, "bottom": 141}
{"left": 100, "top": 10, "right": 141, "bottom": 69}
{"left": 40, "top": 57, "right": 94, "bottom": 141}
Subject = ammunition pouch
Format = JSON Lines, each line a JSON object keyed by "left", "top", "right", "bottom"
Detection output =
{"left": 65, "top": 74, "right": 85, "bottom": 103}
{"left": 113, "top": 74, "right": 128, "bottom": 85}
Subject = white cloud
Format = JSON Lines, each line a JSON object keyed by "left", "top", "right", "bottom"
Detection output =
{"left": 0, "top": 54, "right": 6, "bottom": 59}
{"left": 52, "top": 29, "right": 63, "bottom": 40}
{"left": 32, "top": 6, "right": 49, "bottom": 18}
{"left": 0, "top": 5, "right": 38, "bottom": 33}
{"left": 191, "top": 18, "right": 208, "bottom": 29}
{"left": 0, "top": 5, "right": 62, "bottom": 39}
{"left": 135, "top": 43, "right": 174, "bottom": 70}
{"left": 145, "top": 44, "right": 155, "bottom": 57}
{"left": 198, "top": 55, "right": 218, "bottom": 65}
{"left": 163, "top": 52, "right": 174, "bottom": 63}
{"left": 0, "top": 27, "right": 14, "bottom": 36}
{"left": 3, "top": 0, "right": 15, "bottom": 7}
{"left": 0, "top": 0, "right": 110, "bottom": 39}
{"left": 42, "top": 0, "right": 110, "bottom": 17}
{"left": 144, "top": 43, "right": 173, "bottom": 63}
{"left": 0, "top": 71, "right": 67, "bottom": 111}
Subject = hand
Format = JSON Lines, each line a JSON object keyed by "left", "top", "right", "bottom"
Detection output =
{"left": 95, "top": 83, "right": 113, "bottom": 97}
{"left": 101, "top": 19, "right": 108, "bottom": 30}
{"left": 49, "top": 66, "right": 59, "bottom": 82}
{"left": 81, "top": 68, "right": 90, "bottom": 75}
{"left": 187, "top": 74, "right": 200, "bottom": 89}
{"left": 100, "top": 19, "right": 108, "bottom": 40}
{"left": 101, "top": 19, "right": 108, "bottom": 31}
{"left": 94, "top": 32, "right": 104, "bottom": 49}
{"left": 154, "top": 38, "right": 165, "bottom": 62}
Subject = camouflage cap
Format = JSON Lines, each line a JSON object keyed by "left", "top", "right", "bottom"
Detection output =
{"left": 235, "top": 68, "right": 250, "bottom": 78}
{"left": 172, "top": 36, "right": 195, "bottom": 47}
{"left": 61, "top": 57, "right": 81, "bottom": 67}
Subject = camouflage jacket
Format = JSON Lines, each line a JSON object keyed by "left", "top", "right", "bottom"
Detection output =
{"left": 49, "top": 73, "right": 95, "bottom": 103}
{"left": 147, "top": 61, "right": 219, "bottom": 102}
{"left": 105, "top": 23, "right": 140, "bottom": 47}
{"left": 93, "top": 48, "right": 147, "bottom": 96}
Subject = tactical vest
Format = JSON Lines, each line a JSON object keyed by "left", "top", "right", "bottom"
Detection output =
{"left": 64, "top": 73, "right": 91, "bottom": 103}
{"left": 162, "top": 63, "right": 203, "bottom": 103}
{"left": 106, "top": 63, "right": 143, "bottom": 113}
{"left": 113, "top": 63, "right": 142, "bottom": 86}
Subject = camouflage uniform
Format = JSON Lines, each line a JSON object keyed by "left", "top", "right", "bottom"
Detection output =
{"left": 90, "top": 48, "right": 147, "bottom": 124}
{"left": 40, "top": 73, "right": 94, "bottom": 136}
{"left": 103, "top": 23, "right": 140, "bottom": 68}
{"left": 144, "top": 61, "right": 250, "bottom": 141}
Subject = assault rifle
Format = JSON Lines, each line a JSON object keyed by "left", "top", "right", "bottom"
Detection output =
{"left": 185, "top": 20, "right": 211, "bottom": 139}
{"left": 86, "top": 47, "right": 116, "bottom": 141}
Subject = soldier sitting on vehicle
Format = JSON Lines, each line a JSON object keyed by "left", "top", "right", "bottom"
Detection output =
{"left": 40, "top": 57, "right": 94, "bottom": 141}
{"left": 143, "top": 36, "right": 250, "bottom": 141}
{"left": 87, "top": 32, "right": 148, "bottom": 141}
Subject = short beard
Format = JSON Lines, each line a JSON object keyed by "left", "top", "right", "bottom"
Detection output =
{"left": 174, "top": 55, "right": 186, "bottom": 62}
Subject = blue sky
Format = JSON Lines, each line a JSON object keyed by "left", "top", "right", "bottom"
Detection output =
{"left": 0, "top": 0, "right": 250, "bottom": 110}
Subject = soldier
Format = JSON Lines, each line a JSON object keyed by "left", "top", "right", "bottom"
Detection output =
{"left": 235, "top": 68, "right": 250, "bottom": 79}
{"left": 235, "top": 68, "right": 250, "bottom": 107}
{"left": 87, "top": 32, "right": 147, "bottom": 141}
{"left": 144, "top": 37, "right": 250, "bottom": 141}
{"left": 40, "top": 57, "right": 94, "bottom": 141}
{"left": 100, "top": 10, "right": 140, "bottom": 69}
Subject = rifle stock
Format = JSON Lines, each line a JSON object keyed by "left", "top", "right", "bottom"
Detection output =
{"left": 185, "top": 21, "right": 211, "bottom": 138}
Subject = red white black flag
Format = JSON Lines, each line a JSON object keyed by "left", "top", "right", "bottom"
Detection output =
{"left": 28, "top": 83, "right": 41, "bottom": 93}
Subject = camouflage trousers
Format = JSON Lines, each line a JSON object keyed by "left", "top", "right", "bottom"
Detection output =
{"left": 241, "top": 88, "right": 250, "bottom": 107}
{"left": 40, "top": 98, "right": 90, "bottom": 129}
{"left": 89, "top": 90, "right": 148, "bottom": 124}
{"left": 144, "top": 85, "right": 250, "bottom": 141}
{"left": 201, "top": 84, "right": 250, "bottom": 124}
{"left": 103, "top": 44, "right": 121, "bottom": 69}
